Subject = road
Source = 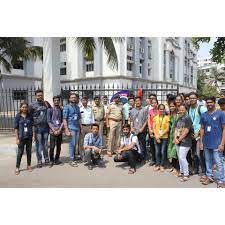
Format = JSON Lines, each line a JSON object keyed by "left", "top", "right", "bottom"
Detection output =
{"left": 0, "top": 142, "right": 216, "bottom": 188}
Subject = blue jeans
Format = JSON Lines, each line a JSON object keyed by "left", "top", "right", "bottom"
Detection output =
{"left": 154, "top": 139, "right": 167, "bottom": 167}
{"left": 204, "top": 148, "right": 225, "bottom": 184}
{"left": 35, "top": 127, "right": 49, "bottom": 162}
{"left": 69, "top": 129, "right": 80, "bottom": 161}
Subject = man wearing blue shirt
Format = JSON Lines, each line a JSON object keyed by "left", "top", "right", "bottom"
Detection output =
{"left": 83, "top": 123, "right": 103, "bottom": 170}
{"left": 188, "top": 92, "right": 207, "bottom": 175}
{"left": 63, "top": 93, "right": 81, "bottom": 167}
{"left": 200, "top": 96, "right": 225, "bottom": 187}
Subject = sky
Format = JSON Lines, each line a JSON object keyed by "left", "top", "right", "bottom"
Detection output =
{"left": 197, "top": 37, "right": 216, "bottom": 59}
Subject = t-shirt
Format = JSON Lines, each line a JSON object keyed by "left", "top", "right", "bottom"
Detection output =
{"left": 148, "top": 108, "right": 159, "bottom": 131}
{"left": 120, "top": 134, "right": 141, "bottom": 154}
{"left": 188, "top": 105, "right": 207, "bottom": 134}
{"left": 200, "top": 110, "right": 225, "bottom": 149}
{"left": 153, "top": 115, "right": 170, "bottom": 139}
{"left": 175, "top": 115, "right": 193, "bottom": 147}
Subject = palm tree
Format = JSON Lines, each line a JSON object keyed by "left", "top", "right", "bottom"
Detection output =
{"left": 74, "top": 37, "right": 124, "bottom": 70}
{"left": 0, "top": 37, "right": 42, "bottom": 72}
{"left": 203, "top": 66, "right": 225, "bottom": 92}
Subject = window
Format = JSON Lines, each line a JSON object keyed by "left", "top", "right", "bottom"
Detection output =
{"left": 148, "top": 68, "right": 151, "bottom": 76}
{"left": 163, "top": 50, "right": 166, "bottom": 78}
{"left": 127, "top": 63, "right": 133, "bottom": 71}
{"left": 139, "top": 65, "right": 142, "bottom": 74}
{"left": 12, "top": 90, "right": 28, "bottom": 100}
{"left": 60, "top": 38, "right": 66, "bottom": 43}
{"left": 13, "top": 60, "right": 23, "bottom": 70}
{"left": 169, "top": 51, "right": 175, "bottom": 79}
{"left": 127, "top": 56, "right": 133, "bottom": 61}
{"left": 148, "top": 46, "right": 151, "bottom": 59}
{"left": 206, "top": 69, "right": 210, "bottom": 72}
{"left": 86, "top": 63, "right": 94, "bottom": 72}
{"left": 60, "top": 67, "right": 67, "bottom": 75}
{"left": 60, "top": 43, "right": 66, "bottom": 52}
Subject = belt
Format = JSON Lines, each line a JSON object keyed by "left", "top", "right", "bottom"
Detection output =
{"left": 109, "top": 118, "right": 122, "bottom": 122}
{"left": 82, "top": 124, "right": 92, "bottom": 126}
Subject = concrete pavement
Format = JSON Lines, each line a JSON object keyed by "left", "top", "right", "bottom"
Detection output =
{"left": 0, "top": 135, "right": 216, "bottom": 188}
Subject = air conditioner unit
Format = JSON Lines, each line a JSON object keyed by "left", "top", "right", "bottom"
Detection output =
{"left": 127, "top": 44, "right": 134, "bottom": 50}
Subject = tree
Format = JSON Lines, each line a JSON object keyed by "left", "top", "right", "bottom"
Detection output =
{"left": 202, "top": 85, "right": 219, "bottom": 98}
{"left": 74, "top": 37, "right": 124, "bottom": 70}
{"left": 204, "top": 67, "right": 225, "bottom": 91}
{"left": 0, "top": 37, "right": 42, "bottom": 72}
{"left": 192, "top": 37, "right": 225, "bottom": 64}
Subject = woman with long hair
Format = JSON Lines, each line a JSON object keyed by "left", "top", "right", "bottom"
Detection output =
{"left": 167, "top": 101, "right": 179, "bottom": 176}
{"left": 174, "top": 105, "right": 193, "bottom": 182}
{"left": 152, "top": 104, "right": 170, "bottom": 172}
{"left": 14, "top": 102, "right": 35, "bottom": 175}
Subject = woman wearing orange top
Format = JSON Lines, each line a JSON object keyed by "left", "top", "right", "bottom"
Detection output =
{"left": 152, "top": 104, "right": 170, "bottom": 172}
{"left": 148, "top": 99, "right": 159, "bottom": 166}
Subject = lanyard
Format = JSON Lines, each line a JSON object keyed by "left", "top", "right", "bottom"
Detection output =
{"left": 190, "top": 108, "right": 196, "bottom": 122}
{"left": 159, "top": 116, "right": 165, "bottom": 130}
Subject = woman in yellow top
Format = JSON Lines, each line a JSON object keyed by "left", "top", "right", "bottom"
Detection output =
{"left": 153, "top": 104, "right": 170, "bottom": 172}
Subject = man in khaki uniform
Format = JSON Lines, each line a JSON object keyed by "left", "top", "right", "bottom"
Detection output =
{"left": 92, "top": 96, "right": 105, "bottom": 139}
{"left": 106, "top": 95, "right": 124, "bottom": 157}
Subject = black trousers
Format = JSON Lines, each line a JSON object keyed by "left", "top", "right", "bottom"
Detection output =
{"left": 188, "top": 139, "right": 206, "bottom": 173}
{"left": 16, "top": 138, "right": 32, "bottom": 168}
{"left": 114, "top": 150, "right": 139, "bottom": 169}
{"left": 49, "top": 134, "right": 62, "bottom": 162}
{"left": 137, "top": 131, "right": 147, "bottom": 159}
{"left": 149, "top": 136, "right": 156, "bottom": 163}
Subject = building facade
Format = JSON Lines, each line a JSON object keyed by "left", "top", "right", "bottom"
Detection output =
{"left": 197, "top": 57, "right": 225, "bottom": 92}
{"left": 0, "top": 37, "right": 197, "bottom": 92}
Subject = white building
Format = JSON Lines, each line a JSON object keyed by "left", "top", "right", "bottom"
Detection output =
{"left": 197, "top": 57, "right": 225, "bottom": 91}
{"left": 0, "top": 37, "right": 197, "bottom": 92}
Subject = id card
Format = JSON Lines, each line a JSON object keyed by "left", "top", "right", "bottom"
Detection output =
{"left": 136, "top": 118, "right": 139, "bottom": 123}
{"left": 159, "top": 130, "right": 163, "bottom": 136}
{"left": 207, "top": 126, "right": 211, "bottom": 132}
{"left": 56, "top": 120, "right": 59, "bottom": 125}
{"left": 40, "top": 111, "right": 43, "bottom": 116}
{"left": 24, "top": 127, "right": 28, "bottom": 133}
{"left": 73, "top": 114, "right": 78, "bottom": 120}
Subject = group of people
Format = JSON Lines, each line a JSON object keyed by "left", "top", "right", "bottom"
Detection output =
{"left": 14, "top": 89, "right": 225, "bottom": 187}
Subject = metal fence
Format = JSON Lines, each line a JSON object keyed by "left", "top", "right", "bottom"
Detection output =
{"left": 0, "top": 83, "right": 179, "bottom": 132}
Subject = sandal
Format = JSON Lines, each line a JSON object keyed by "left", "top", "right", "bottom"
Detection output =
{"left": 180, "top": 176, "right": 189, "bottom": 182}
{"left": 177, "top": 173, "right": 183, "bottom": 178}
{"left": 128, "top": 168, "right": 136, "bottom": 174}
{"left": 217, "top": 183, "right": 225, "bottom": 188}
{"left": 27, "top": 166, "right": 33, "bottom": 172}
{"left": 15, "top": 169, "right": 20, "bottom": 175}
{"left": 153, "top": 166, "right": 160, "bottom": 171}
{"left": 200, "top": 175, "right": 207, "bottom": 182}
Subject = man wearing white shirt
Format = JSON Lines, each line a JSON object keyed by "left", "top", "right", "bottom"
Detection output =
{"left": 79, "top": 96, "right": 95, "bottom": 153}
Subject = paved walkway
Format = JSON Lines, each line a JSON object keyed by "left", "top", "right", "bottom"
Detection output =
{"left": 0, "top": 135, "right": 216, "bottom": 188}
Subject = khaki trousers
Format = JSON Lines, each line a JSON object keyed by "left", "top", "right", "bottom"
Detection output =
{"left": 108, "top": 120, "right": 122, "bottom": 152}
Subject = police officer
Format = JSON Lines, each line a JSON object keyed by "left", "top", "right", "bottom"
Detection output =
{"left": 92, "top": 96, "right": 105, "bottom": 139}
{"left": 106, "top": 95, "right": 124, "bottom": 157}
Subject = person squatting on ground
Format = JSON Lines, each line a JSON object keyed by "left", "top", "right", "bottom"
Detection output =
{"left": 114, "top": 124, "right": 141, "bottom": 174}
{"left": 83, "top": 123, "right": 103, "bottom": 170}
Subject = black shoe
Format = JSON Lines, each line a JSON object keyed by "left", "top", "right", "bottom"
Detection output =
{"left": 88, "top": 164, "right": 93, "bottom": 170}
{"left": 54, "top": 160, "right": 62, "bottom": 165}
{"left": 45, "top": 160, "right": 50, "bottom": 166}
{"left": 49, "top": 162, "right": 54, "bottom": 168}
{"left": 149, "top": 161, "right": 155, "bottom": 166}
{"left": 37, "top": 162, "right": 42, "bottom": 168}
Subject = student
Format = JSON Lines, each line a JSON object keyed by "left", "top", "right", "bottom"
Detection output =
{"left": 63, "top": 93, "right": 82, "bottom": 167}
{"left": 14, "top": 102, "right": 35, "bottom": 175}
{"left": 175, "top": 94, "right": 184, "bottom": 110}
{"left": 29, "top": 89, "right": 51, "bottom": 168}
{"left": 200, "top": 96, "right": 225, "bottom": 187}
{"left": 174, "top": 105, "right": 193, "bottom": 182}
{"left": 153, "top": 104, "right": 170, "bottom": 172}
{"left": 114, "top": 124, "right": 141, "bottom": 174}
{"left": 83, "top": 123, "right": 103, "bottom": 170}
{"left": 47, "top": 95, "right": 64, "bottom": 167}
{"left": 167, "top": 101, "right": 179, "bottom": 176}
{"left": 148, "top": 99, "right": 159, "bottom": 166}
